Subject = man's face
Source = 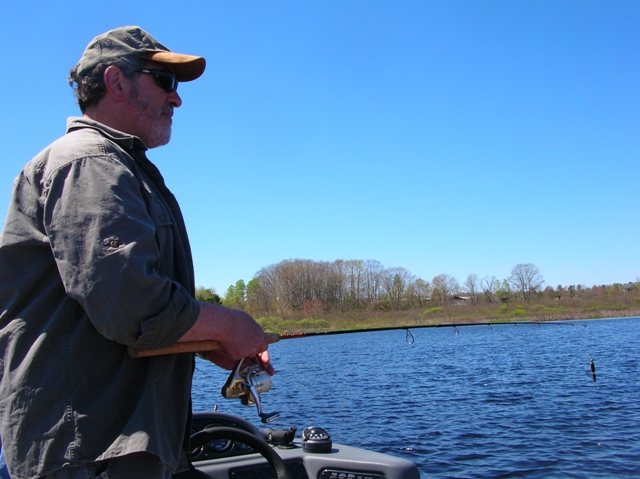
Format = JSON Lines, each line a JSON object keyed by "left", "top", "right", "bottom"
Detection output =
{"left": 125, "top": 62, "right": 182, "bottom": 148}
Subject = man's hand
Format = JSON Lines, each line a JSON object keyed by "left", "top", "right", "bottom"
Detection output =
{"left": 179, "top": 302, "right": 274, "bottom": 373}
{"left": 200, "top": 349, "right": 274, "bottom": 375}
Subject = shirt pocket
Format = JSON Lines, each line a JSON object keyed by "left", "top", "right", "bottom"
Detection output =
{"left": 148, "top": 196, "right": 173, "bottom": 228}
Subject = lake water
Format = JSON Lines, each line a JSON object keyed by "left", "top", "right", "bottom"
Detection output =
{"left": 192, "top": 317, "right": 640, "bottom": 478}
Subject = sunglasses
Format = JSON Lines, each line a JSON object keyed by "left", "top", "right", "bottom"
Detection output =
{"left": 136, "top": 69, "right": 178, "bottom": 93}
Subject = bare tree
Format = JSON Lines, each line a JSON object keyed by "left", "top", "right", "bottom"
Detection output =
{"left": 343, "top": 259, "right": 366, "bottom": 309}
{"left": 322, "top": 261, "right": 344, "bottom": 310}
{"left": 254, "top": 263, "right": 284, "bottom": 315}
{"left": 431, "top": 274, "right": 460, "bottom": 306}
{"left": 406, "top": 278, "right": 432, "bottom": 307}
{"left": 481, "top": 275, "right": 499, "bottom": 303}
{"left": 508, "top": 263, "right": 544, "bottom": 302}
{"left": 363, "top": 259, "right": 384, "bottom": 303}
{"left": 382, "top": 267, "right": 415, "bottom": 310}
{"left": 464, "top": 273, "right": 480, "bottom": 306}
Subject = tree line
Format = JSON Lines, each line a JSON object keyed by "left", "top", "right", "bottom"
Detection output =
{"left": 195, "top": 258, "right": 590, "bottom": 317}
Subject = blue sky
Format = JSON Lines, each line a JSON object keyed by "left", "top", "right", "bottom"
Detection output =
{"left": 1, "top": 1, "right": 638, "bottom": 295}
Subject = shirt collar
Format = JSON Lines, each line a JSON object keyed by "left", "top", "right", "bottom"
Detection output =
{"left": 65, "top": 116, "right": 148, "bottom": 153}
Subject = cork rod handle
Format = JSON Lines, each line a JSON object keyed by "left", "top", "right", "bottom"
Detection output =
{"left": 128, "top": 332, "right": 281, "bottom": 358}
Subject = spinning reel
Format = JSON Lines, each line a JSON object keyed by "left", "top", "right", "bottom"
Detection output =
{"left": 221, "top": 356, "right": 279, "bottom": 424}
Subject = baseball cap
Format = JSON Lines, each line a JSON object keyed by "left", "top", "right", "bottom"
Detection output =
{"left": 75, "top": 26, "right": 206, "bottom": 82}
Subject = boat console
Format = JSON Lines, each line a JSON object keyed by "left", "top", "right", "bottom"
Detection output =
{"left": 190, "top": 411, "right": 420, "bottom": 479}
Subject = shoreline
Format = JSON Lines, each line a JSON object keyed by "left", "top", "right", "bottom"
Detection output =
{"left": 261, "top": 310, "right": 640, "bottom": 335}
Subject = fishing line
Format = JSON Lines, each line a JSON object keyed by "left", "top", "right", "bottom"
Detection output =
{"left": 194, "top": 364, "right": 217, "bottom": 382}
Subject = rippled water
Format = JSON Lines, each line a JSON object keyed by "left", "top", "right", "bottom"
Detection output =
{"left": 192, "top": 317, "right": 640, "bottom": 478}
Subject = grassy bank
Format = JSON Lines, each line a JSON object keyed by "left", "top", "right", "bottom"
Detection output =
{"left": 257, "top": 304, "right": 640, "bottom": 334}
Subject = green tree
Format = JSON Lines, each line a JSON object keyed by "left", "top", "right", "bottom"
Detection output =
{"left": 224, "top": 280, "right": 247, "bottom": 310}
{"left": 195, "top": 286, "right": 221, "bottom": 305}
{"left": 246, "top": 277, "right": 268, "bottom": 315}
{"left": 496, "top": 279, "right": 512, "bottom": 302}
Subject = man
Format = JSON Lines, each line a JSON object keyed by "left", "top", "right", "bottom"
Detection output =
{"left": 0, "top": 26, "right": 272, "bottom": 479}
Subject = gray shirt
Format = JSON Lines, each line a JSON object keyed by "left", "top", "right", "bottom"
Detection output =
{"left": 0, "top": 117, "right": 201, "bottom": 479}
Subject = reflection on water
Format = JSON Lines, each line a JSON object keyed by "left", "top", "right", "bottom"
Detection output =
{"left": 192, "top": 317, "right": 640, "bottom": 478}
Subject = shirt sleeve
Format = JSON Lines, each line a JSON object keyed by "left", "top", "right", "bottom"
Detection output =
{"left": 43, "top": 150, "right": 199, "bottom": 349}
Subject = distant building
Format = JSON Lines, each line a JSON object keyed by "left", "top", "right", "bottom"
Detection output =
{"left": 450, "top": 295, "right": 471, "bottom": 305}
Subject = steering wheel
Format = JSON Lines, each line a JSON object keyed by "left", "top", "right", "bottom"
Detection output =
{"left": 190, "top": 427, "right": 292, "bottom": 479}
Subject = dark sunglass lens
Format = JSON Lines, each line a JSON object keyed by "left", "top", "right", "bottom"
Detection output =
{"left": 157, "top": 71, "right": 177, "bottom": 92}
{"left": 137, "top": 69, "right": 178, "bottom": 93}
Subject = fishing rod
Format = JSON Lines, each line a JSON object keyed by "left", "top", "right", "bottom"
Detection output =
{"left": 129, "top": 319, "right": 582, "bottom": 358}
{"left": 128, "top": 319, "right": 591, "bottom": 423}
{"left": 277, "top": 319, "right": 582, "bottom": 341}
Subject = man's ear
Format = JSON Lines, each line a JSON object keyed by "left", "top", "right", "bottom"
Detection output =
{"left": 103, "top": 66, "right": 129, "bottom": 103}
